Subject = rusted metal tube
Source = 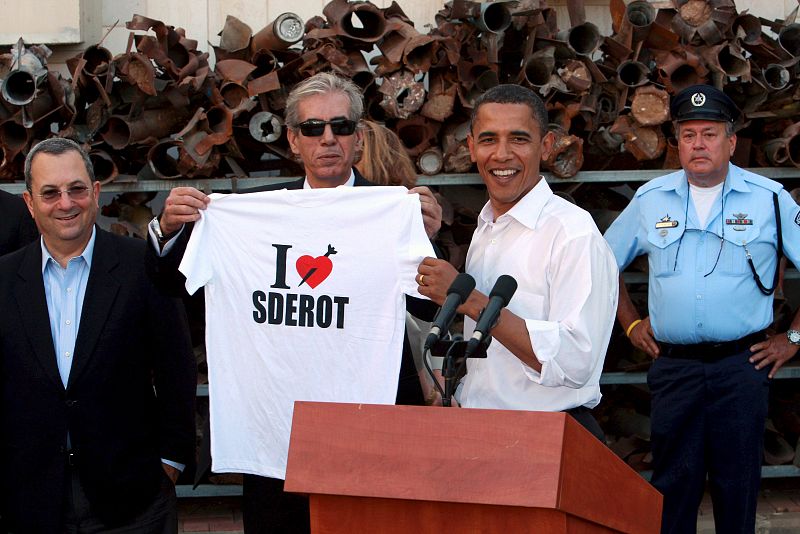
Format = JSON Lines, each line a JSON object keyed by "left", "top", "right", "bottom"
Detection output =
{"left": 630, "top": 86, "right": 670, "bottom": 126}
{"left": 557, "top": 22, "right": 602, "bottom": 57}
{"left": 1, "top": 70, "right": 37, "bottom": 106}
{"left": 763, "top": 64, "right": 791, "bottom": 91}
{"left": 716, "top": 44, "right": 749, "bottom": 79}
{"left": 89, "top": 149, "right": 119, "bottom": 184}
{"left": 251, "top": 13, "right": 304, "bottom": 53}
{"left": 762, "top": 138, "right": 789, "bottom": 166}
{"left": 148, "top": 140, "right": 182, "bottom": 179}
{"left": 471, "top": 1, "right": 512, "bottom": 34}
{"left": 617, "top": 60, "right": 650, "bottom": 88}
{"left": 220, "top": 82, "right": 250, "bottom": 110}
{"left": 81, "top": 45, "right": 112, "bottom": 77}
{"left": 626, "top": 0, "right": 655, "bottom": 42}
{"left": 544, "top": 129, "right": 584, "bottom": 178}
{"left": 396, "top": 116, "right": 440, "bottom": 158}
{"left": 559, "top": 60, "right": 592, "bottom": 93}
{"left": 379, "top": 70, "right": 425, "bottom": 120}
{"left": 521, "top": 47, "right": 555, "bottom": 87}
{"left": 249, "top": 111, "right": 282, "bottom": 144}
{"left": 101, "top": 108, "right": 187, "bottom": 150}
{"left": 417, "top": 147, "right": 444, "bottom": 176}
{"left": 323, "top": 0, "right": 386, "bottom": 43}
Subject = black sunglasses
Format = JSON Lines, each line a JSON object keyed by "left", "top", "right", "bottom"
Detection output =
{"left": 297, "top": 118, "right": 357, "bottom": 137}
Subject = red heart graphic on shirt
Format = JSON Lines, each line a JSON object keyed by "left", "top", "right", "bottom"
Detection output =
{"left": 296, "top": 255, "right": 333, "bottom": 288}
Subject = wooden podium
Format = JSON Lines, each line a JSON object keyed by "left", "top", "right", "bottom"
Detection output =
{"left": 285, "top": 402, "right": 661, "bottom": 533}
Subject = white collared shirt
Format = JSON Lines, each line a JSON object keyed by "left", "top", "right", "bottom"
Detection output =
{"left": 458, "top": 178, "right": 619, "bottom": 411}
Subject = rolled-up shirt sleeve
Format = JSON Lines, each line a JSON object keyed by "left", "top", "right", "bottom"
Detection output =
{"left": 520, "top": 232, "right": 619, "bottom": 388}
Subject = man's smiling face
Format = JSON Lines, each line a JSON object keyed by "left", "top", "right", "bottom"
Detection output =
{"left": 468, "top": 102, "right": 554, "bottom": 218}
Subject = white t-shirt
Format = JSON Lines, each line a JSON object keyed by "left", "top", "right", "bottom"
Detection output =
{"left": 689, "top": 181, "right": 723, "bottom": 229}
{"left": 179, "top": 186, "right": 434, "bottom": 479}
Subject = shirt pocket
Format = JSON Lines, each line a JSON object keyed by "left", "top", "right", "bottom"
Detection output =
{"left": 719, "top": 225, "right": 760, "bottom": 276}
{"left": 646, "top": 228, "right": 683, "bottom": 277}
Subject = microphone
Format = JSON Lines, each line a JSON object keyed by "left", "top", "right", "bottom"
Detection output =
{"left": 424, "top": 273, "right": 476, "bottom": 351}
{"left": 464, "top": 275, "right": 518, "bottom": 358}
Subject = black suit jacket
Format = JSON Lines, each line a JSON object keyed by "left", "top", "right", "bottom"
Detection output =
{"left": 0, "top": 228, "right": 196, "bottom": 532}
{"left": 0, "top": 190, "right": 38, "bottom": 257}
{"left": 145, "top": 171, "right": 438, "bottom": 484}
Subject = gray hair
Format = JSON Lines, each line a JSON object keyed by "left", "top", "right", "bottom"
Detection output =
{"left": 24, "top": 137, "right": 95, "bottom": 191}
{"left": 470, "top": 84, "right": 548, "bottom": 136}
{"left": 285, "top": 72, "right": 364, "bottom": 129}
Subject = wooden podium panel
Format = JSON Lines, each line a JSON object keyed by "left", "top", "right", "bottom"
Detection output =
{"left": 285, "top": 402, "right": 661, "bottom": 533}
{"left": 308, "top": 495, "right": 619, "bottom": 533}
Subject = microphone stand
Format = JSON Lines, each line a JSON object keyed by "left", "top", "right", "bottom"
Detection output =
{"left": 428, "top": 336, "right": 490, "bottom": 407}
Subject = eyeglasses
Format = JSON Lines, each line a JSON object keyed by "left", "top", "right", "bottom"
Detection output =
{"left": 296, "top": 118, "right": 357, "bottom": 137}
{"left": 35, "top": 185, "right": 91, "bottom": 203}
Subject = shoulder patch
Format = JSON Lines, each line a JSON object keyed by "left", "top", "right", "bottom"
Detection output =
{"left": 795, "top": 211, "right": 800, "bottom": 227}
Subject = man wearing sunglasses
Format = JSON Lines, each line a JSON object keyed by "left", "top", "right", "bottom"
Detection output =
{"left": 0, "top": 138, "right": 196, "bottom": 532}
{"left": 604, "top": 85, "right": 800, "bottom": 533}
{"left": 146, "top": 72, "right": 442, "bottom": 533}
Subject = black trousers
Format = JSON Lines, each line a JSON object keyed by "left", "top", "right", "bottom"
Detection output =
{"left": 62, "top": 468, "right": 177, "bottom": 534}
{"left": 648, "top": 347, "right": 769, "bottom": 534}
{"left": 565, "top": 405, "right": 605, "bottom": 442}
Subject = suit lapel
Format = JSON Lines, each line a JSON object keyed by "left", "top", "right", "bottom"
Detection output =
{"left": 67, "top": 229, "right": 121, "bottom": 390}
{"left": 353, "top": 169, "right": 374, "bottom": 187}
{"left": 286, "top": 178, "right": 305, "bottom": 190}
{"left": 13, "top": 243, "right": 63, "bottom": 390}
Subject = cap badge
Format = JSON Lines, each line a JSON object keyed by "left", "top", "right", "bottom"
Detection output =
{"left": 691, "top": 92, "right": 706, "bottom": 107}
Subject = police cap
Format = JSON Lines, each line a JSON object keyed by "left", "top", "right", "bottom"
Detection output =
{"left": 670, "top": 84, "right": 740, "bottom": 123}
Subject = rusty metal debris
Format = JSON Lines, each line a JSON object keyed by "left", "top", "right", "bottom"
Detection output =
{"left": 1, "top": 0, "right": 800, "bottom": 185}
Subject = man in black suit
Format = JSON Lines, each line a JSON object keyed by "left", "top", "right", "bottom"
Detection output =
{"left": 0, "top": 138, "right": 196, "bottom": 533}
{"left": 146, "top": 72, "right": 442, "bottom": 533}
{"left": 0, "top": 189, "right": 38, "bottom": 256}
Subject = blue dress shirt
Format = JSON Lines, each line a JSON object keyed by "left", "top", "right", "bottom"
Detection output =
{"left": 41, "top": 229, "right": 95, "bottom": 388}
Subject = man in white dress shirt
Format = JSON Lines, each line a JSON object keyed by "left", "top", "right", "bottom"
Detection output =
{"left": 416, "top": 84, "right": 618, "bottom": 438}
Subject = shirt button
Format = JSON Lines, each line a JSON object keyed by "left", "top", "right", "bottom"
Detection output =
{"left": 65, "top": 320, "right": 71, "bottom": 325}
{"left": 66, "top": 288, "right": 72, "bottom": 293}
{"left": 697, "top": 323, "right": 703, "bottom": 328}
{"left": 65, "top": 351, "right": 71, "bottom": 358}
{"left": 490, "top": 239, "right": 496, "bottom": 245}
{"left": 696, "top": 295, "right": 702, "bottom": 300}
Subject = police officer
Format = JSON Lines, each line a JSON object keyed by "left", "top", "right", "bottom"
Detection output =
{"left": 604, "top": 84, "right": 800, "bottom": 533}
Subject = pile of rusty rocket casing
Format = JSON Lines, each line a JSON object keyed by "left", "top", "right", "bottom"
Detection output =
{"left": 2, "top": 0, "right": 800, "bottom": 183}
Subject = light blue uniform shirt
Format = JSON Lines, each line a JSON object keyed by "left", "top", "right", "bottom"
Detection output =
{"left": 604, "top": 164, "right": 800, "bottom": 344}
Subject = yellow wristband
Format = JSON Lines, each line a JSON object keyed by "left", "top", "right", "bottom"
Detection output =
{"left": 626, "top": 319, "right": 643, "bottom": 338}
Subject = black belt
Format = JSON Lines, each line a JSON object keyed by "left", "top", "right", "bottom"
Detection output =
{"left": 659, "top": 330, "right": 766, "bottom": 361}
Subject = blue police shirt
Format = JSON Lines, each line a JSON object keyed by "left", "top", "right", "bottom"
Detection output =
{"left": 604, "top": 164, "right": 800, "bottom": 344}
